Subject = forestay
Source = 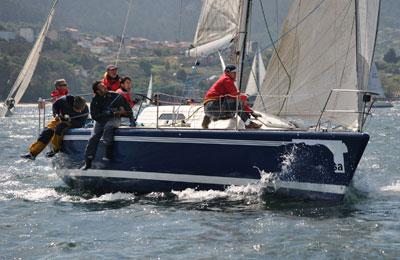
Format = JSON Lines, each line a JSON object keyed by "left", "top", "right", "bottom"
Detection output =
{"left": 253, "top": 0, "right": 380, "bottom": 131}
{"left": 6, "top": 0, "right": 58, "bottom": 105}
{"left": 188, "top": 0, "right": 241, "bottom": 57}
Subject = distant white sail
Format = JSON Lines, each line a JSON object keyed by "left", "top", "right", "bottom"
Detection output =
{"left": 357, "top": 0, "right": 381, "bottom": 94}
{"left": 188, "top": 0, "right": 241, "bottom": 57}
{"left": 245, "top": 50, "right": 265, "bottom": 96}
{"left": 6, "top": 0, "right": 58, "bottom": 105}
{"left": 146, "top": 74, "right": 153, "bottom": 105}
{"left": 258, "top": 51, "right": 266, "bottom": 89}
{"left": 218, "top": 51, "right": 226, "bottom": 72}
{"left": 254, "top": 0, "right": 380, "bottom": 131}
{"left": 368, "top": 63, "right": 385, "bottom": 97}
{"left": 245, "top": 52, "right": 258, "bottom": 96}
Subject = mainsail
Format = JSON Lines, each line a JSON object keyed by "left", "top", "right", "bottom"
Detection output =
{"left": 188, "top": 0, "right": 241, "bottom": 57}
{"left": 4, "top": 0, "right": 58, "bottom": 108}
{"left": 245, "top": 50, "right": 266, "bottom": 96}
{"left": 253, "top": 0, "right": 380, "bottom": 130}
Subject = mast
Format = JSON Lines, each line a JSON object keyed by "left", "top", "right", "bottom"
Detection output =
{"left": 236, "top": 0, "right": 252, "bottom": 92}
{"left": 355, "top": 0, "right": 364, "bottom": 132}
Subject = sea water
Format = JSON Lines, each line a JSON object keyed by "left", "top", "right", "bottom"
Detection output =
{"left": 0, "top": 104, "right": 399, "bottom": 259}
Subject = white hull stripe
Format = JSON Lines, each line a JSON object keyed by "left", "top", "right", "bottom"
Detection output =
{"left": 59, "top": 169, "right": 347, "bottom": 195}
{"left": 63, "top": 135, "right": 289, "bottom": 147}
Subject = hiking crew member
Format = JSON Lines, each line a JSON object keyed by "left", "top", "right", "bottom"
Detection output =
{"left": 50, "top": 79, "right": 70, "bottom": 102}
{"left": 116, "top": 76, "right": 135, "bottom": 108}
{"left": 21, "top": 96, "right": 88, "bottom": 160}
{"left": 202, "top": 64, "right": 261, "bottom": 129}
{"left": 102, "top": 64, "right": 121, "bottom": 91}
{"left": 82, "top": 81, "right": 133, "bottom": 170}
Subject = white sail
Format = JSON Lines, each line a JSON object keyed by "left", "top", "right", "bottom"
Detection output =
{"left": 188, "top": 0, "right": 241, "bottom": 57}
{"left": 357, "top": 0, "right": 381, "bottom": 94}
{"left": 245, "top": 50, "right": 266, "bottom": 96}
{"left": 254, "top": 0, "right": 380, "bottom": 131}
{"left": 6, "top": 0, "right": 58, "bottom": 106}
{"left": 258, "top": 51, "right": 266, "bottom": 89}
{"left": 218, "top": 51, "right": 226, "bottom": 72}
{"left": 146, "top": 74, "right": 153, "bottom": 105}
{"left": 245, "top": 52, "right": 258, "bottom": 96}
{"left": 368, "top": 63, "right": 385, "bottom": 97}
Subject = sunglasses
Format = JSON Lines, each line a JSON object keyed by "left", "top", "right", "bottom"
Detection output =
{"left": 58, "top": 84, "right": 67, "bottom": 87}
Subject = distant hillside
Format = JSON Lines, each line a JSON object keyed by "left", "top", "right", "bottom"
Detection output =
{"left": 0, "top": 1, "right": 398, "bottom": 42}
{"left": 0, "top": 0, "right": 201, "bottom": 41}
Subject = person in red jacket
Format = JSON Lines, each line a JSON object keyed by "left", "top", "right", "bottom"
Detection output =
{"left": 116, "top": 76, "right": 135, "bottom": 108}
{"left": 102, "top": 64, "right": 121, "bottom": 91}
{"left": 202, "top": 64, "right": 261, "bottom": 129}
{"left": 50, "top": 79, "right": 69, "bottom": 102}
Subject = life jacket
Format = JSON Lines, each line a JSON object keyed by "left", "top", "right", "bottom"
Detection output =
{"left": 116, "top": 88, "right": 135, "bottom": 108}
{"left": 50, "top": 88, "right": 69, "bottom": 102}
{"left": 102, "top": 73, "right": 121, "bottom": 91}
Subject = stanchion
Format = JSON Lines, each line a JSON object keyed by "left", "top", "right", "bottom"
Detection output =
{"left": 38, "top": 98, "right": 46, "bottom": 134}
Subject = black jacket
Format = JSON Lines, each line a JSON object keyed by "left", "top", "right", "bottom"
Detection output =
{"left": 90, "top": 91, "right": 132, "bottom": 124}
{"left": 52, "top": 95, "right": 89, "bottom": 128}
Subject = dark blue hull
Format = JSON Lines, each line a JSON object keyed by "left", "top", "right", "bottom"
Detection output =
{"left": 54, "top": 128, "right": 369, "bottom": 201}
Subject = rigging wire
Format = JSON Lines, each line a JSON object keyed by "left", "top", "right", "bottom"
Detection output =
{"left": 115, "top": 0, "right": 134, "bottom": 66}
{"left": 176, "top": 0, "right": 183, "bottom": 42}
{"left": 259, "top": 0, "right": 291, "bottom": 115}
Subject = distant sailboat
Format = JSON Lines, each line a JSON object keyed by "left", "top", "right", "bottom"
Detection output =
{"left": 245, "top": 48, "right": 266, "bottom": 97}
{"left": 146, "top": 74, "right": 153, "bottom": 105}
{"left": 0, "top": 0, "right": 58, "bottom": 117}
{"left": 368, "top": 63, "right": 393, "bottom": 108}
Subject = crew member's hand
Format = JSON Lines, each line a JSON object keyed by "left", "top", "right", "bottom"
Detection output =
{"left": 116, "top": 106, "right": 128, "bottom": 117}
{"left": 63, "top": 114, "right": 71, "bottom": 121}
{"left": 129, "top": 119, "right": 136, "bottom": 127}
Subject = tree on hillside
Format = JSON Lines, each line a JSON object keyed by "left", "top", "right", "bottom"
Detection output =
{"left": 139, "top": 60, "right": 152, "bottom": 76}
{"left": 383, "top": 48, "right": 398, "bottom": 64}
{"left": 176, "top": 69, "right": 187, "bottom": 82}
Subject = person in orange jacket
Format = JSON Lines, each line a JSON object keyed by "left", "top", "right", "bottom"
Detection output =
{"left": 101, "top": 64, "right": 121, "bottom": 91}
{"left": 50, "top": 79, "right": 69, "bottom": 102}
{"left": 202, "top": 64, "right": 261, "bottom": 129}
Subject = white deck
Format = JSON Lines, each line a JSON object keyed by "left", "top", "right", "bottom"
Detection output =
{"left": 135, "top": 104, "right": 296, "bottom": 130}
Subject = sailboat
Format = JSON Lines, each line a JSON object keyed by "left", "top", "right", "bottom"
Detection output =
{"left": 368, "top": 63, "right": 393, "bottom": 108}
{"left": 146, "top": 74, "right": 153, "bottom": 105}
{"left": 0, "top": 0, "right": 58, "bottom": 117}
{"left": 245, "top": 48, "right": 266, "bottom": 104}
{"left": 54, "top": 0, "right": 379, "bottom": 201}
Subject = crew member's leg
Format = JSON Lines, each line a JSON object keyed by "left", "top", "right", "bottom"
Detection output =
{"left": 21, "top": 118, "right": 59, "bottom": 159}
{"left": 82, "top": 122, "right": 105, "bottom": 169}
{"left": 224, "top": 99, "right": 261, "bottom": 129}
{"left": 202, "top": 100, "right": 227, "bottom": 128}
{"left": 47, "top": 121, "right": 71, "bottom": 157}
{"left": 102, "top": 117, "right": 121, "bottom": 160}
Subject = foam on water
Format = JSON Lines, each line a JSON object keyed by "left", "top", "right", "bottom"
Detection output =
{"left": 380, "top": 180, "right": 400, "bottom": 192}
{"left": 87, "top": 192, "right": 136, "bottom": 202}
{"left": 11, "top": 187, "right": 60, "bottom": 202}
{"left": 169, "top": 171, "right": 277, "bottom": 204}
